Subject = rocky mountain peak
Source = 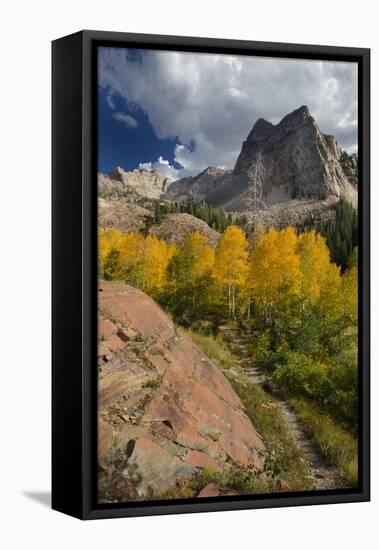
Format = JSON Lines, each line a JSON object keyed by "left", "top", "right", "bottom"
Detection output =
{"left": 279, "top": 104, "right": 311, "bottom": 122}
{"left": 231, "top": 105, "right": 357, "bottom": 206}
{"left": 276, "top": 105, "right": 316, "bottom": 134}
{"left": 246, "top": 118, "right": 275, "bottom": 142}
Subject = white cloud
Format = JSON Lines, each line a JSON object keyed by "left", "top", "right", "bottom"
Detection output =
{"left": 138, "top": 156, "right": 180, "bottom": 181}
{"left": 106, "top": 94, "right": 115, "bottom": 110}
{"left": 99, "top": 48, "right": 358, "bottom": 177}
{"left": 112, "top": 112, "right": 138, "bottom": 128}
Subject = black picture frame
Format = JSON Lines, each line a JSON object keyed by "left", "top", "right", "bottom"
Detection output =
{"left": 52, "top": 30, "right": 370, "bottom": 520}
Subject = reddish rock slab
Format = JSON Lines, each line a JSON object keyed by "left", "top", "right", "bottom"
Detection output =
{"left": 197, "top": 483, "right": 240, "bottom": 498}
{"left": 145, "top": 353, "right": 168, "bottom": 375}
{"left": 98, "top": 418, "right": 113, "bottom": 461}
{"left": 192, "top": 357, "right": 242, "bottom": 408}
{"left": 121, "top": 327, "right": 138, "bottom": 340}
{"left": 185, "top": 450, "right": 223, "bottom": 472}
{"left": 100, "top": 284, "right": 176, "bottom": 346}
{"left": 99, "top": 317, "right": 117, "bottom": 340}
{"left": 123, "top": 437, "right": 196, "bottom": 498}
{"left": 197, "top": 482, "right": 220, "bottom": 497}
{"left": 106, "top": 333, "right": 127, "bottom": 353}
{"left": 99, "top": 364, "right": 148, "bottom": 405}
{"left": 143, "top": 391, "right": 226, "bottom": 460}
{"left": 185, "top": 379, "right": 264, "bottom": 466}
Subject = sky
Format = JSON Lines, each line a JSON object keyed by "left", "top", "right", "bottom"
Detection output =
{"left": 98, "top": 47, "right": 358, "bottom": 180}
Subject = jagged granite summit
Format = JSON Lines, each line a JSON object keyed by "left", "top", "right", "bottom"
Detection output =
{"left": 232, "top": 105, "right": 357, "bottom": 205}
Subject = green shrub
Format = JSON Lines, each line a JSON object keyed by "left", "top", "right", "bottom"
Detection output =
{"left": 271, "top": 350, "right": 358, "bottom": 429}
{"left": 272, "top": 352, "right": 330, "bottom": 402}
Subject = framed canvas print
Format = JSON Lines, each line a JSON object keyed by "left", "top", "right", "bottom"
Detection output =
{"left": 52, "top": 30, "right": 370, "bottom": 520}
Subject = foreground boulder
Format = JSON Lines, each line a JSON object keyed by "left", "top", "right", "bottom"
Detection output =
{"left": 98, "top": 281, "right": 265, "bottom": 502}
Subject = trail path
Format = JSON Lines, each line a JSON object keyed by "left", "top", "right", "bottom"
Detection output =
{"left": 219, "top": 326, "right": 347, "bottom": 491}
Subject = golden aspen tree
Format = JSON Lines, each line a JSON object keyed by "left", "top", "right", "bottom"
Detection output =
{"left": 317, "top": 261, "right": 343, "bottom": 328}
{"left": 118, "top": 232, "right": 146, "bottom": 287}
{"left": 100, "top": 228, "right": 128, "bottom": 280}
{"left": 297, "top": 230, "right": 331, "bottom": 313}
{"left": 214, "top": 225, "right": 248, "bottom": 318}
{"left": 168, "top": 231, "right": 214, "bottom": 284}
{"left": 188, "top": 231, "right": 215, "bottom": 278}
{"left": 143, "top": 235, "right": 170, "bottom": 297}
{"left": 249, "top": 227, "right": 300, "bottom": 326}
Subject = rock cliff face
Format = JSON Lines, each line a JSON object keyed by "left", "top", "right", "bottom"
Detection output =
{"left": 165, "top": 166, "right": 231, "bottom": 202}
{"left": 231, "top": 105, "right": 357, "bottom": 206}
{"left": 98, "top": 281, "right": 264, "bottom": 502}
{"left": 98, "top": 167, "right": 169, "bottom": 200}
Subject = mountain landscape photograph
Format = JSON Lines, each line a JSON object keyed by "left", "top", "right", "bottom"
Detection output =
{"left": 96, "top": 47, "right": 359, "bottom": 503}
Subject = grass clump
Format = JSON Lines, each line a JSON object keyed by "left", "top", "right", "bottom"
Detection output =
{"left": 185, "top": 330, "right": 236, "bottom": 371}
{"left": 143, "top": 377, "right": 162, "bottom": 390}
{"left": 157, "top": 465, "right": 271, "bottom": 500}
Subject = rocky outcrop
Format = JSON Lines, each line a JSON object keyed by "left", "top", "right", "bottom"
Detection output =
{"left": 98, "top": 167, "right": 169, "bottom": 200}
{"left": 98, "top": 281, "right": 264, "bottom": 502}
{"left": 98, "top": 198, "right": 151, "bottom": 233}
{"left": 148, "top": 212, "right": 221, "bottom": 247}
{"left": 243, "top": 197, "right": 338, "bottom": 234}
{"left": 165, "top": 166, "right": 231, "bottom": 201}
{"left": 233, "top": 106, "right": 357, "bottom": 203}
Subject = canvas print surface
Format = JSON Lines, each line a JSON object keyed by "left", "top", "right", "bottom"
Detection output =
{"left": 97, "top": 47, "right": 359, "bottom": 503}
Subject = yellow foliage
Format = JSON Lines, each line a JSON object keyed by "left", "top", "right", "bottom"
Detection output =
{"left": 249, "top": 227, "right": 301, "bottom": 308}
{"left": 298, "top": 230, "right": 331, "bottom": 306}
{"left": 98, "top": 223, "right": 356, "bottom": 326}
{"left": 214, "top": 225, "right": 249, "bottom": 317}
{"left": 98, "top": 229, "right": 172, "bottom": 297}
{"left": 318, "top": 262, "right": 343, "bottom": 323}
{"left": 214, "top": 226, "right": 248, "bottom": 288}
{"left": 185, "top": 231, "right": 215, "bottom": 278}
